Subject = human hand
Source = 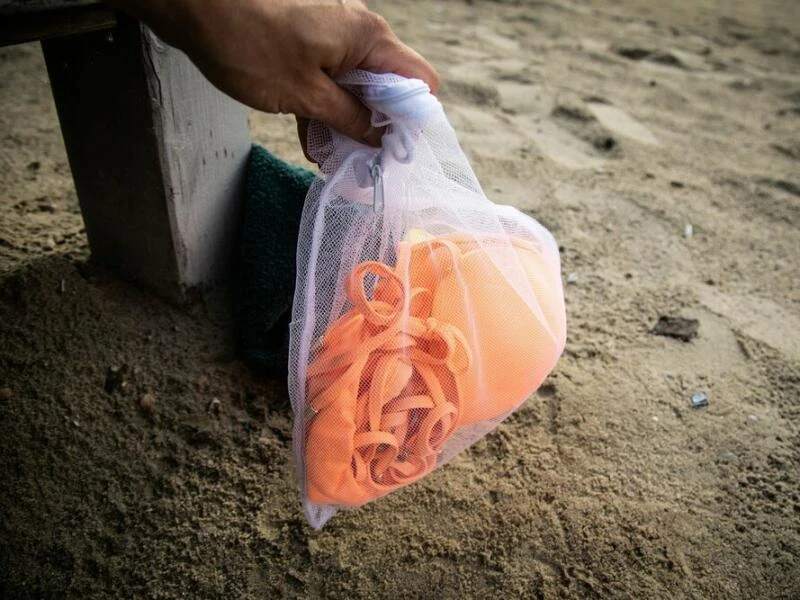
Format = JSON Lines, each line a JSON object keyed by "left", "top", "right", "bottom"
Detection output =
{"left": 108, "top": 0, "right": 439, "bottom": 159}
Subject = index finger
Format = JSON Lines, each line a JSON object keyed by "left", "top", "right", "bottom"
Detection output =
{"left": 357, "top": 31, "right": 440, "bottom": 94}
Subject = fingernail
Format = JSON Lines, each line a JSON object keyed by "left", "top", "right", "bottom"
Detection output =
{"left": 362, "top": 125, "right": 383, "bottom": 147}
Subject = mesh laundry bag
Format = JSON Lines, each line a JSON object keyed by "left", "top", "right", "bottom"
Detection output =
{"left": 290, "top": 71, "right": 567, "bottom": 528}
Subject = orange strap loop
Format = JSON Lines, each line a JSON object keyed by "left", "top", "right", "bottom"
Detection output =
{"left": 305, "top": 247, "right": 470, "bottom": 506}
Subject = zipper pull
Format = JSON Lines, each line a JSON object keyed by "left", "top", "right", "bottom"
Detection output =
{"left": 369, "top": 157, "right": 384, "bottom": 214}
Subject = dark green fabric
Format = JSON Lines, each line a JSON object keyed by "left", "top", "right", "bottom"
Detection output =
{"left": 236, "top": 145, "right": 316, "bottom": 376}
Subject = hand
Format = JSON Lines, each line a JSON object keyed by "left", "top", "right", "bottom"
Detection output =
{"left": 107, "top": 0, "right": 439, "bottom": 158}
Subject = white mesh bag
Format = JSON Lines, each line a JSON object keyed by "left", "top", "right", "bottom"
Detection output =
{"left": 290, "top": 71, "right": 567, "bottom": 528}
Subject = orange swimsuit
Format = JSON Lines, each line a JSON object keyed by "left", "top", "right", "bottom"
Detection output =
{"left": 304, "top": 234, "right": 566, "bottom": 506}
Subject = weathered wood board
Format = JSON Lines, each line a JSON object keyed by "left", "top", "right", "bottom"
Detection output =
{"left": 42, "top": 18, "right": 250, "bottom": 299}
{"left": 0, "top": 2, "right": 114, "bottom": 46}
{"left": 0, "top": 0, "right": 100, "bottom": 14}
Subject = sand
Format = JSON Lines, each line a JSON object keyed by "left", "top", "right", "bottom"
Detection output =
{"left": 1, "top": 0, "right": 799, "bottom": 597}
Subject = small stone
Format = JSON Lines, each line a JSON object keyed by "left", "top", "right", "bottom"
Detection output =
{"left": 567, "top": 273, "right": 578, "bottom": 284}
{"left": 652, "top": 315, "right": 699, "bottom": 342}
{"left": 652, "top": 416, "right": 659, "bottom": 422}
{"left": 748, "top": 414, "right": 758, "bottom": 422}
{"left": 36, "top": 197, "right": 56, "bottom": 213}
{"left": 207, "top": 398, "right": 221, "bottom": 415}
{"left": 0, "top": 387, "right": 12, "bottom": 401}
{"left": 307, "top": 538, "right": 322, "bottom": 557}
{"left": 716, "top": 451, "right": 738, "bottom": 464}
{"left": 139, "top": 393, "right": 156, "bottom": 412}
{"left": 683, "top": 224, "right": 693, "bottom": 238}
{"left": 670, "top": 180, "right": 685, "bottom": 189}
{"left": 105, "top": 365, "right": 128, "bottom": 394}
{"left": 690, "top": 391, "right": 709, "bottom": 408}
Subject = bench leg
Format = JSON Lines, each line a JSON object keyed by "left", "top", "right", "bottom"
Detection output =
{"left": 42, "top": 18, "right": 250, "bottom": 300}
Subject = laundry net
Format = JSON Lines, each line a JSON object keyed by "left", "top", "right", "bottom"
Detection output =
{"left": 290, "top": 71, "right": 567, "bottom": 528}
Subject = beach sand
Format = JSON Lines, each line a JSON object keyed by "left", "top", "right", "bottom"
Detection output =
{"left": 1, "top": 0, "right": 799, "bottom": 597}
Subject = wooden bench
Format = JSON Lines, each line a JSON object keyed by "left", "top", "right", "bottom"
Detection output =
{"left": 1, "top": 0, "right": 251, "bottom": 300}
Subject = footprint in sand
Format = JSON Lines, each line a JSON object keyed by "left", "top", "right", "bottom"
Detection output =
{"left": 526, "top": 119, "right": 606, "bottom": 170}
{"left": 525, "top": 97, "right": 659, "bottom": 169}
{"left": 697, "top": 288, "right": 800, "bottom": 362}
{"left": 522, "top": 96, "right": 619, "bottom": 170}
{"left": 473, "top": 24, "right": 521, "bottom": 53}
{"left": 439, "top": 78, "right": 501, "bottom": 108}
{"left": 585, "top": 102, "right": 660, "bottom": 146}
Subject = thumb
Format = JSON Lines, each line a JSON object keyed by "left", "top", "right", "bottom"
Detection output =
{"left": 309, "top": 75, "right": 383, "bottom": 147}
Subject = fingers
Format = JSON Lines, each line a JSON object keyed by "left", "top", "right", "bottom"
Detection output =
{"left": 304, "top": 74, "right": 383, "bottom": 147}
{"left": 354, "top": 15, "right": 440, "bottom": 94}
{"left": 381, "top": 43, "right": 440, "bottom": 95}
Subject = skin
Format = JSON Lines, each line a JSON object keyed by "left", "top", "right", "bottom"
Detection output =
{"left": 104, "top": 0, "right": 439, "bottom": 158}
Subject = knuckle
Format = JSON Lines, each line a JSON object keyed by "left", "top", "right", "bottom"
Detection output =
{"left": 299, "top": 86, "right": 331, "bottom": 119}
{"left": 339, "top": 105, "right": 362, "bottom": 132}
{"left": 363, "top": 11, "right": 392, "bottom": 37}
{"left": 374, "top": 14, "right": 393, "bottom": 35}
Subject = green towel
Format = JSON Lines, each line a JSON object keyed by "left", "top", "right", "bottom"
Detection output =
{"left": 236, "top": 145, "right": 316, "bottom": 376}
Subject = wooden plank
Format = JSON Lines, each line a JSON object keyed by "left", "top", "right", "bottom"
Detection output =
{"left": 141, "top": 27, "right": 251, "bottom": 291}
{"left": 0, "top": 0, "right": 99, "bottom": 15}
{"left": 42, "top": 17, "right": 250, "bottom": 299}
{"left": 0, "top": 4, "right": 115, "bottom": 47}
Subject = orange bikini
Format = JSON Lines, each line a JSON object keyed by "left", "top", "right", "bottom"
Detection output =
{"left": 304, "top": 234, "right": 566, "bottom": 506}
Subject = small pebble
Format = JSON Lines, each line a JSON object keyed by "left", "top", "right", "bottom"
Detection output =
{"left": 748, "top": 414, "right": 758, "bottom": 422}
{"left": 307, "top": 538, "right": 322, "bottom": 557}
{"left": 690, "top": 391, "right": 709, "bottom": 408}
{"left": 207, "top": 398, "right": 222, "bottom": 415}
{"left": 652, "top": 315, "right": 699, "bottom": 342}
{"left": 716, "top": 451, "right": 738, "bottom": 464}
{"left": 105, "top": 365, "right": 128, "bottom": 394}
{"left": 683, "top": 224, "right": 693, "bottom": 238}
{"left": 139, "top": 392, "right": 156, "bottom": 412}
{"left": 0, "top": 387, "right": 13, "bottom": 401}
{"left": 567, "top": 273, "right": 578, "bottom": 284}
